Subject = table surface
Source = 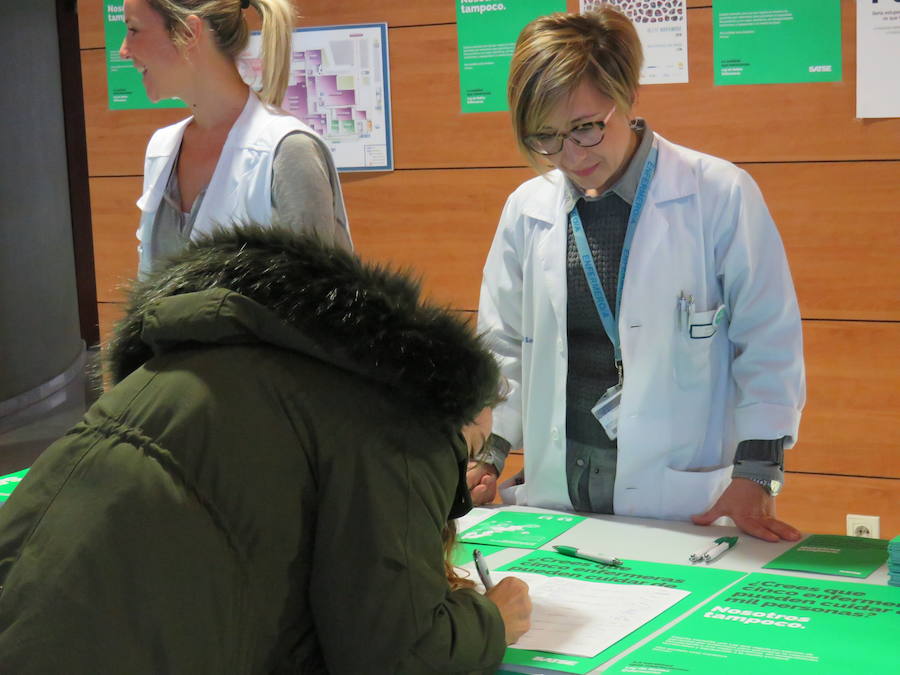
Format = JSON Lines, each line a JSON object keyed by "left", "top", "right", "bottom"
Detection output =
{"left": 457, "top": 505, "right": 892, "bottom": 673}
{"left": 459, "top": 505, "right": 889, "bottom": 585}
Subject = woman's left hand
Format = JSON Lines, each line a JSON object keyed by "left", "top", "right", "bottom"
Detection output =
{"left": 466, "top": 461, "right": 499, "bottom": 505}
{"left": 691, "top": 478, "right": 802, "bottom": 542}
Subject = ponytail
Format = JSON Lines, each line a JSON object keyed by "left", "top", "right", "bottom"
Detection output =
{"left": 249, "top": 0, "right": 294, "bottom": 106}
{"left": 148, "top": 0, "right": 295, "bottom": 106}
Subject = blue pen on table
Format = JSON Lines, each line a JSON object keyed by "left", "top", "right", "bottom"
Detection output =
{"left": 689, "top": 536, "right": 738, "bottom": 563}
{"left": 473, "top": 549, "right": 494, "bottom": 590}
{"left": 553, "top": 545, "right": 623, "bottom": 567}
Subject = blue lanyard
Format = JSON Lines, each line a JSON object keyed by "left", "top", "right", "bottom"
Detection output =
{"left": 569, "top": 142, "right": 658, "bottom": 371}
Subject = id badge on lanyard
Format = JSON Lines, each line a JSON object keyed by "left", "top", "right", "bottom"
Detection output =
{"left": 574, "top": 141, "right": 658, "bottom": 440}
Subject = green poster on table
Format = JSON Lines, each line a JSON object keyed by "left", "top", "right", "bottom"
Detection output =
{"left": 0, "top": 469, "right": 29, "bottom": 505}
{"left": 458, "top": 511, "right": 584, "bottom": 548}
{"left": 762, "top": 534, "right": 888, "bottom": 579}
{"left": 451, "top": 541, "right": 507, "bottom": 567}
{"left": 495, "top": 551, "right": 744, "bottom": 674}
{"left": 104, "top": 2, "right": 185, "bottom": 110}
{"left": 455, "top": 0, "right": 566, "bottom": 113}
{"left": 712, "top": 0, "right": 842, "bottom": 86}
{"left": 606, "top": 572, "right": 900, "bottom": 674}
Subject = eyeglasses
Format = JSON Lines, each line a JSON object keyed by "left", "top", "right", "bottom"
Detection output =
{"left": 523, "top": 105, "right": 617, "bottom": 156}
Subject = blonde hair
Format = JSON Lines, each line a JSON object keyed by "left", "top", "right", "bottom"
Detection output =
{"left": 442, "top": 521, "right": 476, "bottom": 591}
{"left": 147, "top": 0, "right": 294, "bottom": 105}
{"left": 508, "top": 6, "right": 643, "bottom": 171}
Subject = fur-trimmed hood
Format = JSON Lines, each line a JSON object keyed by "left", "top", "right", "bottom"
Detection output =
{"left": 107, "top": 226, "right": 500, "bottom": 429}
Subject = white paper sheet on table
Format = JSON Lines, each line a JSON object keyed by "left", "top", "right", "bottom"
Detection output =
{"left": 496, "top": 571, "right": 689, "bottom": 658}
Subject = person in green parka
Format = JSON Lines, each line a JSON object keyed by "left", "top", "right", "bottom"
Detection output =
{"left": 0, "top": 226, "right": 531, "bottom": 673}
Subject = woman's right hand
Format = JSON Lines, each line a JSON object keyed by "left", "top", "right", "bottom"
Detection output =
{"left": 485, "top": 577, "right": 532, "bottom": 645}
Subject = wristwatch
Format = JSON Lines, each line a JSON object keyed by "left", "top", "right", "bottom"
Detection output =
{"left": 747, "top": 476, "right": 782, "bottom": 497}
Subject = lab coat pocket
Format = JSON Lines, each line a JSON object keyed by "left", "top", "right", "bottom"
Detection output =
{"left": 674, "top": 308, "right": 719, "bottom": 389}
{"left": 661, "top": 464, "right": 732, "bottom": 521}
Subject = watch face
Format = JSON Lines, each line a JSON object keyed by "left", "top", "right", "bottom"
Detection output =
{"left": 769, "top": 479, "right": 783, "bottom": 496}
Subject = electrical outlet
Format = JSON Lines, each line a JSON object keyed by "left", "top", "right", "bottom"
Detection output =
{"left": 846, "top": 514, "right": 880, "bottom": 539}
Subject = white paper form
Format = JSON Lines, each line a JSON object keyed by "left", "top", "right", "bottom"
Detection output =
{"left": 857, "top": 1, "right": 900, "bottom": 118}
{"left": 496, "top": 571, "right": 689, "bottom": 658}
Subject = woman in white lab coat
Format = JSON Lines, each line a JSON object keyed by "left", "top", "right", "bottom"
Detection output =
{"left": 473, "top": 7, "right": 805, "bottom": 541}
{"left": 119, "top": 0, "right": 351, "bottom": 279}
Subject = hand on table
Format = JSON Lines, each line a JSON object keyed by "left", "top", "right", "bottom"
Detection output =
{"left": 691, "top": 478, "right": 801, "bottom": 542}
{"left": 486, "top": 577, "right": 532, "bottom": 645}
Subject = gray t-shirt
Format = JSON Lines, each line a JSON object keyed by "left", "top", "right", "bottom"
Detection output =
{"left": 148, "top": 131, "right": 351, "bottom": 269}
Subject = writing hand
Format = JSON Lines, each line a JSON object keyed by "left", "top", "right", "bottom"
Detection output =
{"left": 485, "top": 576, "right": 532, "bottom": 645}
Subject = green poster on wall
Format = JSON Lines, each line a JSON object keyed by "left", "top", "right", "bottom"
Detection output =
{"left": 713, "top": 0, "right": 842, "bottom": 86}
{"left": 606, "top": 572, "right": 900, "bottom": 674}
{"left": 104, "top": 2, "right": 185, "bottom": 110}
{"left": 455, "top": 0, "right": 566, "bottom": 113}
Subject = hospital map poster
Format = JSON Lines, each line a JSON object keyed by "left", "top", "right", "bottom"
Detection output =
{"left": 456, "top": 0, "right": 566, "bottom": 113}
{"left": 104, "top": 2, "right": 186, "bottom": 110}
{"left": 606, "top": 572, "right": 900, "bottom": 674}
{"left": 240, "top": 24, "right": 393, "bottom": 172}
{"left": 580, "top": 1, "right": 689, "bottom": 84}
{"left": 712, "top": 0, "right": 842, "bottom": 86}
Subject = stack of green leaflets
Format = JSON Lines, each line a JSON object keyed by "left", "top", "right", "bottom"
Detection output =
{"left": 0, "top": 468, "right": 29, "bottom": 506}
{"left": 890, "top": 536, "right": 900, "bottom": 587}
{"left": 762, "top": 534, "right": 888, "bottom": 579}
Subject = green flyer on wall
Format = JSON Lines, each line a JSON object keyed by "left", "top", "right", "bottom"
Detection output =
{"left": 455, "top": 0, "right": 565, "bottom": 113}
{"left": 712, "top": 0, "right": 842, "bottom": 86}
{"left": 606, "top": 572, "right": 900, "bottom": 674}
{"left": 104, "top": 2, "right": 185, "bottom": 110}
{"left": 495, "top": 551, "right": 744, "bottom": 673}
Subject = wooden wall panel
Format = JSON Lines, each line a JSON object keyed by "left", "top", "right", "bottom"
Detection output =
{"left": 88, "top": 163, "right": 900, "bottom": 319}
{"left": 90, "top": 176, "right": 141, "bottom": 302}
{"left": 487, "top": 322, "right": 900, "bottom": 484}
{"left": 97, "top": 301, "right": 125, "bottom": 347}
{"left": 341, "top": 168, "right": 531, "bottom": 307}
{"left": 78, "top": 0, "right": 897, "bottom": 535}
{"left": 794, "top": 321, "right": 900, "bottom": 479}
{"left": 82, "top": 2, "right": 900, "bottom": 178}
{"left": 498, "top": 452, "right": 898, "bottom": 538}
{"left": 746, "top": 161, "right": 900, "bottom": 322}
{"left": 390, "top": 3, "right": 900, "bottom": 169}
{"left": 81, "top": 50, "right": 186, "bottom": 177}
{"left": 76, "top": 1, "right": 744, "bottom": 51}
{"left": 777, "top": 474, "right": 899, "bottom": 538}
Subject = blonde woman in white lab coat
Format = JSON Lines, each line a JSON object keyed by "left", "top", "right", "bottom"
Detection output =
{"left": 119, "top": 0, "right": 351, "bottom": 279}
{"left": 472, "top": 7, "right": 806, "bottom": 542}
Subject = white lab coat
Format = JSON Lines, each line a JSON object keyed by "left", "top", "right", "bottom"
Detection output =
{"left": 136, "top": 92, "right": 350, "bottom": 279}
{"left": 478, "top": 134, "right": 805, "bottom": 520}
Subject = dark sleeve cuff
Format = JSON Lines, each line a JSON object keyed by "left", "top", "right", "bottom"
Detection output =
{"left": 474, "top": 433, "right": 511, "bottom": 475}
{"left": 734, "top": 437, "right": 785, "bottom": 469}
